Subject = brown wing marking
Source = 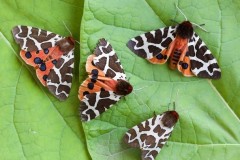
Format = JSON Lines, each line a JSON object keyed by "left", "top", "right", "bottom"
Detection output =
{"left": 80, "top": 91, "right": 121, "bottom": 121}
{"left": 123, "top": 128, "right": 140, "bottom": 148}
{"left": 86, "top": 55, "right": 106, "bottom": 77}
{"left": 12, "top": 25, "right": 63, "bottom": 52}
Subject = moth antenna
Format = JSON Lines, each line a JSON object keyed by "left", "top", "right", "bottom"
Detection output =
{"left": 167, "top": 102, "right": 171, "bottom": 111}
{"left": 177, "top": 107, "right": 192, "bottom": 113}
{"left": 173, "top": 89, "right": 180, "bottom": 110}
{"left": 175, "top": 3, "right": 188, "bottom": 21}
{"left": 191, "top": 22, "right": 209, "bottom": 32}
{"left": 175, "top": 4, "right": 208, "bottom": 32}
{"left": 132, "top": 91, "right": 151, "bottom": 109}
{"left": 75, "top": 40, "right": 81, "bottom": 45}
{"left": 153, "top": 111, "right": 157, "bottom": 117}
{"left": 62, "top": 20, "right": 73, "bottom": 36}
{"left": 173, "top": 102, "right": 176, "bottom": 110}
{"left": 133, "top": 85, "right": 149, "bottom": 92}
{"left": 62, "top": 21, "right": 80, "bottom": 45}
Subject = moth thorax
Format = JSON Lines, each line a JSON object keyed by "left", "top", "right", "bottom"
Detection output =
{"left": 176, "top": 21, "right": 193, "bottom": 39}
{"left": 116, "top": 79, "right": 133, "bottom": 95}
{"left": 56, "top": 36, "right": 75, "bottom": 54}
{"left": 161, "top": 111, "right": 179, "bottom": 128}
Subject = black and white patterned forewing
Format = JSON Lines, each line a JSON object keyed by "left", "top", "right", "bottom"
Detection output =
{"left": 47, "top": 49, "right": 74, "bottom": 101}
{"left": 124, "top": 113, "right": 175, "bottom": 160}
{"left": 12, "top": 25, "right": 63, "bottom": 52}
{"left": 80, "top": 91, "right": 121, "bottom": 121}
{"left": 188, "top": 33, "right": 221, "bottom": 79}
{"left": 127, "top": 26, "right": 177, "bottom": 59}
{"left": 93, "top": 38, "right": 126, "bottom": 81}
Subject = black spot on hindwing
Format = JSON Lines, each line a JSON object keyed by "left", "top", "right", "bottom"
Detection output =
{"left": 44, "top": 48, "right": 49, "bottom": 54}
{"left": 87, "top": 82, "right": 94, "bottom": 90}
{"left": 39, "top": 63, "right": 46, "bottom": 71}
{"left": 182, "top": 63, "right": 188, "bottom": 69}
{"left": 52, "top": 60, "right": 57, "bottom": 64}
{"left": 156, "top": 53, "right": 164, "bottom": 60}
{"left": 91, "top": 69, "right": 99, "bottom": 76}
{"left": 83, "top": 91, "right": 90, "bottom": 96}
{"left": 34, "top": 57, "right": 42, "bottom": 64}
{"left": 25, "top": 51, "right": 32, "bottom": 58}
{"left": 43, "top": 75, "right": 48, "bottom": 81}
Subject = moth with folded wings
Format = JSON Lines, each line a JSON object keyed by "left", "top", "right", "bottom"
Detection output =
{"left": 12, "top": 25, "right": 75, "bottom": 101}
{"left": 124, "top": 110, "right": 179, "bottom": 160}
{"left": 79, "top": 39, "right": 133, "bottom": 121}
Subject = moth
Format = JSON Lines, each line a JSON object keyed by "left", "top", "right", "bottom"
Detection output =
{"left": 127, "top": 5, "right": 221, "bottom": 79}
{"left": 78, "top": 38, "right": 133, "bottom": 121}
{"left": 12, "top": 25, "right": 75, "bottom": 101}
{"left": 124, "top": 110, "right": 179, "bottom": 160}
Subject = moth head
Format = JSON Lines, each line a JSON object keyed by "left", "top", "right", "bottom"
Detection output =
{"left": 116, "top": 79, "right": 133, "bottom": 96}
{"left": 161, "top": 111, "right": 179, "bottom": 128}
{"left": 176, "top": 21, "right": 193, "bottom": 39}
{"left": 56, "top": 36, "right": 75, "bottom": 54}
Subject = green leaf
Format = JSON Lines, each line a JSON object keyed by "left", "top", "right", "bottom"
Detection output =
{"left": 0, "top": 0, "right": 90, "bottom": 159}
{"left": 80, "top": 0, "right": 240, "bottom": 160}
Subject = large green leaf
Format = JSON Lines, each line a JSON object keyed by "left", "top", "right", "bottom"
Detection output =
{"left": 0, "top": 0, "right": 90, "bottom": 159}
{"left": 80, "top": 0, "right": 240, "bottom": 160}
